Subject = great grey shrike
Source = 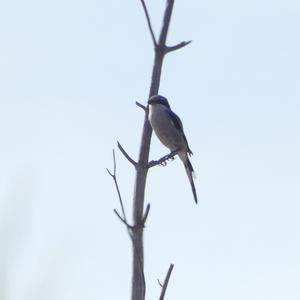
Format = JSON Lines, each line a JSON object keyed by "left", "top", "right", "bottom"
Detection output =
{"left": 148, "top": 94, "right": 198, "bottom": 204}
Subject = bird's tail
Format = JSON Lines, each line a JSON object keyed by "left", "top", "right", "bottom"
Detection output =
{"left": 182, "top": 155, "right": 198, "bottom": 204}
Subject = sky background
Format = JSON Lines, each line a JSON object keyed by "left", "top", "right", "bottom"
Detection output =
{"left": 1, "top": 0, "right": 300, "bottom": 299}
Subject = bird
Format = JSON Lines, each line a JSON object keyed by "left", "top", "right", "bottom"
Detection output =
{"left": 148, "top": 94, "right": 198, "bottom": 204}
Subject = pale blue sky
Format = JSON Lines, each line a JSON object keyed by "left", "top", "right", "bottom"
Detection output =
{"left": 0, "top": 0, "right": 300, "bottom": 299}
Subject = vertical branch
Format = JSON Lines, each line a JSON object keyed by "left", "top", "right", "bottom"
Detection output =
{"left": 106, "top": 1, "right": 191, "bottom": 300}
{"left": 131, "top": 1, "right": 176, "bottom": 300}
{"left": 108, "top": 1, "right": 192, "bottom": 299}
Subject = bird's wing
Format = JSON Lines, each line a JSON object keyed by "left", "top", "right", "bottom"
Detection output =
{"left": 165, "top": 109, "right": 183, "bottom": 131}
{"left": 165, "top": 109, "right": 193, "bottom": 156}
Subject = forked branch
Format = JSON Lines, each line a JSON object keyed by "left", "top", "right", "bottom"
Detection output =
{"left": 109, "top": 1, "right": 192, "bottom": 300}
{"left": 140, "top": 0, "right": 157, "bottom": 47}
{"left": 159, "top": 264, "right": 174, "bottom": 300}
{"left": 107, "top": 150, "right": 130, "bottom": 227}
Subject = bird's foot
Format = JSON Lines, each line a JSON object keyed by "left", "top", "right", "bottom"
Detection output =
{"left": 158, "top": 149, "right": 178, "bottom": 166}
{"left": 159, "top": 160, "right": 167, "bottom": 167}
{"left": 148, "top": 149, "right": 179, "bottom": 168}
{"left": 158, "top": 154, "right": 170, "bottom": 166}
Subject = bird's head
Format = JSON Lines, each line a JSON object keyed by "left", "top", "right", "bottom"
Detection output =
{"left": 148, "top": 95, "right": 171, "bottom": 109}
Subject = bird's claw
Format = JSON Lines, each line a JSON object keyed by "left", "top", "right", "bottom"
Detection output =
{"left": 158, "top": 153, "right": 176, "bottom": 166}
{"left": 159, "top": 160, "right": 167, "bottom": 167}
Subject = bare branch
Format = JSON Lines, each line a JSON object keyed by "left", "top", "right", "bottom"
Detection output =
{"left": 159, "top": 264, "right": 174, "bottom": 300}
{"left": 106, "top": 168, "right": 114, "bottom": 177}
{"left": 117, "top": 141, "right": 137, "bottom": 167}
{"left": 140, "top": 0, "right": 157, "bottom": 47}
{"left": 157, "top": 279, "right": 163, "bottom": 287}
{"left": 114, "top": 209, "right": 132, "bottom": 228}
{"left": 136, "top": 101, "right": 147, "bottom": 111}
{"left": 165, "top": 40, "right": 192, "bottom": 53}
{"left": 142, "top": 203, "right": 151, "bottom": 225}
{"left": 107, "top": 150, "right": 128, "bottom": 223}
{"left": 148, "top": 149, "right": 179, "bottom": 168}
{"left": 157, "top": 0, "right": 174, "bottom": 47}
{"left": 129, "top": 1, "right": 191, "bottom": 299}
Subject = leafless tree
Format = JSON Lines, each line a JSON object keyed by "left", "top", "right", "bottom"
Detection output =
{"left": 107, "top": 1, "right": 191, "bottom": 299}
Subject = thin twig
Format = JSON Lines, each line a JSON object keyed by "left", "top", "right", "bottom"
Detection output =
{"left": 107, "top": 151, "right": 147, "bottom": 298}
{"left": 142, "top": 203, "right": 151, "bottom": 225}
{"left": 157, "top": 279, "right": 163, "bottom": 287}
{"left": 165, "top": 40, "right": 192, "bottom": 53}
{"left": 107, "top": 150, "right": 128, "bottom": 223}
{"left": 159, "top": 264, "right": 174, "bottom": 300}
{"left": 106, "top": 169, "right": 113, "bottom": 177}
{"left": 136, "top": 101, "right": 147, "bottom": 111}
{"left": 114, "top": 209, "right": 132, "bottom": 228}
{"left": 117, "top": 141, "right": 137, "bottom": 167}
{"left": 140, "top": 0, "right": 157, "bottom": 47}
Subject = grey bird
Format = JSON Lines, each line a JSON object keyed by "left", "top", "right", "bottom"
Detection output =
{"left": 148, "top": 94, "right": 198, "bottom": 204}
